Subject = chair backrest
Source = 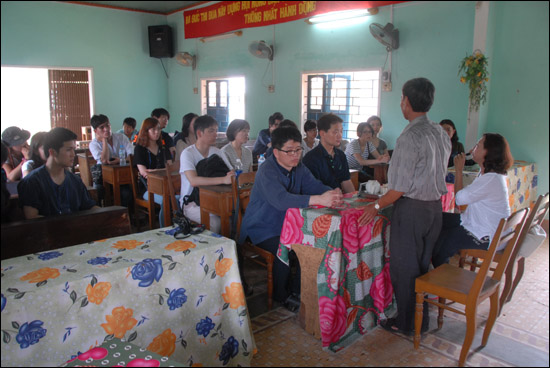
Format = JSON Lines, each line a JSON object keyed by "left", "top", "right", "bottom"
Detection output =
{"left": 128, "top": 154, "right": 142, "bottom": 201}
{"left": 512, "top": 193, "right": 549, "bottom": 259}
{"left": 468, "top": 208, "right": 528, "bottom": 303}
{"left": 231, "top": 171, "right": 256, "bottom": 238}
{"left": 77, "top": 151, "right": 95, "bottom": 187}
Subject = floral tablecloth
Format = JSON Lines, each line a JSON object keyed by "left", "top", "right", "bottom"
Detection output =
{"left": 446, "top": 160, "right": 538, "bottom": 212}
{"left": 1, "top": 228, "right": 256, "bottom": 367}
{"left": 279, "top": 195, "right": 397, "bottom": 352}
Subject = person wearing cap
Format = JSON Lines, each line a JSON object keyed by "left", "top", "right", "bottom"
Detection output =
{"left": 17, "top": 127, "right": 98, "bottom": 219}
{"left": 1, "top": 126, "right": 31, "bottom": 182}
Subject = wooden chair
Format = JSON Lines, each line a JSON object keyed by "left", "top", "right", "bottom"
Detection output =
{"left": 231, "top": 171, "right": 275, "bottom": 310}
{"left": 128, "top": 154, "right": 158, "bottom": 231}
{"left": 414, "top": 208, "right": 528, "bottom": 367}
{"left": 459, "top": 193, "right": 549, "bottom": 313}
{"left": 1, "top": 206, "right": 132, "bottom": 260}
{"left": 77, "top": 151, "right": 95, "bottom": 187}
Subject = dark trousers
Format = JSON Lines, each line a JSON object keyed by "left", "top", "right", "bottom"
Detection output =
{"left": 432, "top": 212, "right": 490, "bottom": 268}
{"left": 389, "top": 197, "right": 442, "bottom": 332}
{"left": 256, "top": 236, "right": 300, "bottom": 303}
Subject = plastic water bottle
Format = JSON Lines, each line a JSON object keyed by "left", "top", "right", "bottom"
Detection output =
{"left": 118, "top": 145, "right": 126, "bottom": 166}
{"left": 258, "top": 154, "right": 265, "bottom": 167}
{"left": 235, "top": 158, "right": 243, "bottom": 179}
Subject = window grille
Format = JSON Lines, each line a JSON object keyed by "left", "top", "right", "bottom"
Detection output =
{"left": 49, "top": 70, "right": 91, "bottom": 136}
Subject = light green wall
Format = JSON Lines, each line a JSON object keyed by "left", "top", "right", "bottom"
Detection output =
{"left": 1, "top": 1, "right": 548, "bottom": 195}
{"left": 1, "top": 1, "right": 168, "bottom": 128}
{"left": 485, "top": 1, "right": 549, "bottom": 194}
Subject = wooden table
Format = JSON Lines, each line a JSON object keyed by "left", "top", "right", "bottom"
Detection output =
{"left": 279, "top": 195, "right": 396, "bottom": 351}
{"left": 102, "top": 164, "right": 131, "bottom": 206}
{"left": 366, "top": 163, "right": 389, "bottom": 184}
{"left": 198, "top": 185, "right": 235, "bottom": 237}
{"left": 147, "top": 170, "right": 181, "bottom": 227}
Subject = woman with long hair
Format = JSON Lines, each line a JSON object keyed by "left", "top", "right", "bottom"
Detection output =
{"left": 440, "top": 119, "right": 465, "bottom": 167}
{"left": 22, "top": 131, "right": 48, "bottom": 178}
{"left": 174, "top": 112, "right": 199, "bottom": 161}
{"left": 432, "top": 133, "right": 514, "bottom": 267}
{"left": 133, "top": 117, "right": 174, "bottom": 227}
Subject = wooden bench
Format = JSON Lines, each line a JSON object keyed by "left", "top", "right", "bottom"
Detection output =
{"left": 1, "top": 206, "right": 132, "bottom": 260}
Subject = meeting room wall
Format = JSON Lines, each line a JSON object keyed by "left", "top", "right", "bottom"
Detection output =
{"left": 0, "top": 1, "right": 169, "bottom": 131}
{"left": 167, "top": 0, "right": 548, "bottom": 196}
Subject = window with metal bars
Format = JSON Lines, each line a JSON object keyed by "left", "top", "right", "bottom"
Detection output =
{"left": 302, "top": 70, "right": 380, "bottom": 139}
{"left": 49, "top": 70, "right": 91, "bottom": 136}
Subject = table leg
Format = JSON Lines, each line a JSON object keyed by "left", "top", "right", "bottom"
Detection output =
{"left": 291, "top": 244, "right": 326, "bottom": 340}
{"left": 103, "top": 180, "right": 113, "bottom": 206}
{"left": 113, "top": 179, "right": 121, "bottom": 206}
{"left": 163, "top": 191, "right": 172, "bottom": 227}
{"left": 220, "top": 215, "right": 231, "bottom": 238}
{"left": 200, "top": 209, "right": 211, "bottom": 230}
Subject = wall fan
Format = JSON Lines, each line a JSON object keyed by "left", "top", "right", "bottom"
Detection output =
{"left": 248, "top": 40, "right": 274, "bottom": 61}
{"left": 369, "top": 23, "right": 399, "bottom": 51}
{"left": 176, "top": 52, "right": 196, "bottom": 70}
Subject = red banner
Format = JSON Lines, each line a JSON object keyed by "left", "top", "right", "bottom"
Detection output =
{"left": 184, "top": 1, "right": 404, "bottom": 39}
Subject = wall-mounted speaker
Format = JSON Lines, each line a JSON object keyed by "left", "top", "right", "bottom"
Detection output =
{"left": 148, "top": 25, "right": 174, "bottom": 58}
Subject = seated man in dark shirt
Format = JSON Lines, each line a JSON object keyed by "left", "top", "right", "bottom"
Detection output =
{"left": 252, "top": 112, "right": 283, "bottom": 158}
{"left": 302, "top": 113, "right": 355, "bottom": 194}
{"left": 18, "top": 127, "right": 98, "bottom": 219}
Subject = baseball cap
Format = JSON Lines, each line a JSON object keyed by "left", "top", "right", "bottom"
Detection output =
{"left": 2, "top": 126, "right": 31, "bottom": 147}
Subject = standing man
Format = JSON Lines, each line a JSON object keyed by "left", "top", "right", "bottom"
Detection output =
{"left": 151, "top": 108, "right": 176, "bottom": 159}
{"left": 358, "top": 78, "right": 451, "bottom": 335}
{"left": 302, "top": 113, "right": 355, "bottom": 193}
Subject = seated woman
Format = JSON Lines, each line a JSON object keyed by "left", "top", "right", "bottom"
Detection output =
{"left": 301, "top": 119, "right": 319, "bottom": 155}
{"left": 432, "top": 133, "right": 513, "bottom": 268}
{"left": 345, "top": 122, "right": 390, "bottom": 181}
{"left": 221, "top": 119, "right": 253, "bottom": 173}
{"left": 133, "top": 118, "right": 174, "bottom": 227}
{"left": 439, "top": 119, "right": 465, "bottom": 167}
{"left": 22, "top": 131, "right": 48, "bottom": 178}
{"left": 366, "top": 115, "right": 389, "bottom": 157}
{"left": 1, "top": 126, "right": 31, "bottom": 182}
{"left": 174, "top": 112, "right": 198, "bottom": 161}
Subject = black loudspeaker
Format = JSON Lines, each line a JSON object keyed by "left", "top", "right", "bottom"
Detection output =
{"left": 148, "top": 25, "right": 174, "bottom": 58}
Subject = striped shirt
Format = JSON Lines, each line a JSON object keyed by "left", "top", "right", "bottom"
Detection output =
{"left": 344, "top": 139, "right": 377, "bottom": 170}
{"left": 221, "top": 143, "right": 253, "bottom": 173}
{"left": 387, "top": 115, "right": 451, "bottom": 201}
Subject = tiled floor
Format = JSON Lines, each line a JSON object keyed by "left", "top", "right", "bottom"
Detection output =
{"left": 244, "top": 238, "right": 549, "bottom": 367}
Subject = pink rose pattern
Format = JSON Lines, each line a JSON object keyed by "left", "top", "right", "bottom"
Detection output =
{"left": 280, "top": 208, "right": 305, "bottom": 246}
{"left": 339, "top": 208, "right": 374, "bottom": 254}
{"left": 319, "top": 296, "right": 347, "bottom": 346}
{"left": 370, "top": 263, "right": 393, "bottom": 313}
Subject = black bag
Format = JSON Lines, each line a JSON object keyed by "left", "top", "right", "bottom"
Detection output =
{"left": 90, "top": 163, "right": 103, "bottom": 186}
{"left": 183, "top": 154, "right": 230, "bottom": 206}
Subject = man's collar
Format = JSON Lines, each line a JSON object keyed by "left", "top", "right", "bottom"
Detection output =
{"left": 273, "top": 155, "right": 294, "bottom": 176}
{"left": 319, "top": 141, "right": 335, "bottom": 157}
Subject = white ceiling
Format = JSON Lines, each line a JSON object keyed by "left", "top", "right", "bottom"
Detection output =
{"left": 69, "top": 1, "right": 204, "bottom": 14}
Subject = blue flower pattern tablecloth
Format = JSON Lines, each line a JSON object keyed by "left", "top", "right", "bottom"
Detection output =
{"left": 1, "top": 228, "right": 256, "bottom": 367}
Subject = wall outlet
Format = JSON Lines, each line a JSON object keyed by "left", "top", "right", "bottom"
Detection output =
{"left": 268, "top": 85, "right": 275, "bottom": 93}
{"left": 382, "top": 82, "right": 392, "bottom": 92}
{"left": 193, "top": 87, "right": 198, "bottom": 94}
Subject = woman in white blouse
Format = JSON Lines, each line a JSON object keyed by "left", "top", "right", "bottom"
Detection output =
{"left": 301, "top": 119, "right": 319, "bottom": 155}
{"left": 221, "top": 119, "right": 253, "bottom": 173}
{"left": 432, "top": 133, "right": 513, "bottom": 267}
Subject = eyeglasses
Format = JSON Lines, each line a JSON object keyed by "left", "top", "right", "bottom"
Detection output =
{"left": 278, "top": 147, "right": 303, "bottom": 156}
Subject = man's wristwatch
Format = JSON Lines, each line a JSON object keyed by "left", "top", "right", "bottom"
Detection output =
{"left": 374, "top": 201, "right": 380, "bottom": 210}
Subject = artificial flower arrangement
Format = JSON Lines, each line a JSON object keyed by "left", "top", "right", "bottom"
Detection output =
{"left": 458, "top": 50, "right": 489, "bottom": 111}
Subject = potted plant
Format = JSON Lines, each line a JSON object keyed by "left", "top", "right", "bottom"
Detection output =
{"left": 458, "top": 50, "right": 489, "bottom": 111}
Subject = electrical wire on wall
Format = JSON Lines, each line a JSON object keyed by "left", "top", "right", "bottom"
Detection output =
{"left": 159, "top": 58, "right": 169, "bottom": 79}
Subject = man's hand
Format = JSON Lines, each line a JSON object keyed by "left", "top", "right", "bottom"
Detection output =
{"left": 358, "top": 203, "right": 378, "bottom": 226}
{"left": 319, "top": 188, "right": 344, "bottom": 207}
